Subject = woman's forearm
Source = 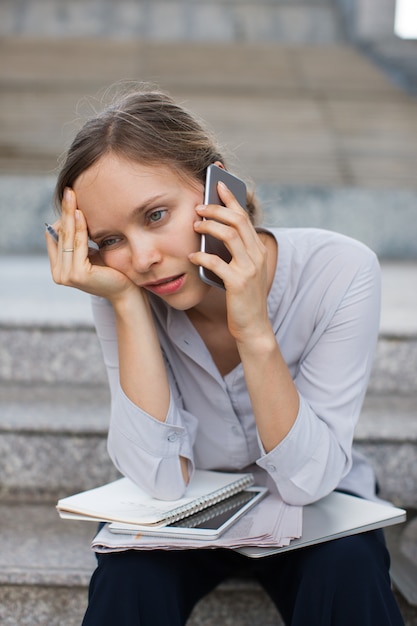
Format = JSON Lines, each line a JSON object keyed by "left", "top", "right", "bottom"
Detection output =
{"left": 112, "top": 290, "right": 171, "bottom": 422}
{"left": 237, "top": 330, "right": 299, "bottom": 453}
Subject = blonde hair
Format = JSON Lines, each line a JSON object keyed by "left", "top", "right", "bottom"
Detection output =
{"left": 55, "top": 85, "right": 260, "bottom": 223}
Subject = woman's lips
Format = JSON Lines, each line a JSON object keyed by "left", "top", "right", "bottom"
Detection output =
{"left": 143, "top": 274, "right": 186, "bottom": 296}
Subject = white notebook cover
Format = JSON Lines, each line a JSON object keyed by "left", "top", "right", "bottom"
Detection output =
{"left": 57, "top": 470, "right": 254, "bottom": 526}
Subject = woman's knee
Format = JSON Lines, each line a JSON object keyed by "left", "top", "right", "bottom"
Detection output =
{"left": 263, "top": 532, "right": 403, "bottom": 625}
{"left": 94, "top": 549, "right": 185, "bottom": 593}
{"left": 303, "top": 530, "right": 390, "bottom": 587}
{"left": 84, "top": 551, "right": 187, "bottom": 626}
{"left": 84, "top": 549, "right": 234, "bottom": 626}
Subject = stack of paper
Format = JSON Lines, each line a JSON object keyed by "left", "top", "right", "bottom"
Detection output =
{"left": 57, "top": 470, "right": 405, "bottom": 558}
{"left": 92, "top": 493, "right": 302, "bottom": 553}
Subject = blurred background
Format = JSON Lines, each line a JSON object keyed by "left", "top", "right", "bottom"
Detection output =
{"left": 0, "top": 0, "right": 417, "bottom": 257}
{"left": 1, "top": 2, "right": 417, "bottom": 624}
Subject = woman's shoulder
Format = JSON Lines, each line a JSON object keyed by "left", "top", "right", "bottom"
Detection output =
{"left": 268, "top": 227, "right": 378, "bottom": 270}
{"left": 265, "top": 228, "right": 380, "bottom": 333}
{"left": 265, "top": 227, "right": 380, "bottom": 308}
{"left": 271, "top": 226, "right": 374, "bottom": 251}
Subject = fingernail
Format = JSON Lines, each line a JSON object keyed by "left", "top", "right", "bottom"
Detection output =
{"left": 218, "top": 181, "right": 228, "bottom": 191}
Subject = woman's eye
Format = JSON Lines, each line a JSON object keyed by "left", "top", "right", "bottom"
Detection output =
{"left": 148, "top": 209, "right": 166, "bottom": 223}
{"left": 99, "top": 237, "right": 120, "bottom": 249}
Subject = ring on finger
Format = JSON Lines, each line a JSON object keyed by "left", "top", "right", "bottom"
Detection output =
{"left": 63, "top": 248, "right": 74, "bottom": 252}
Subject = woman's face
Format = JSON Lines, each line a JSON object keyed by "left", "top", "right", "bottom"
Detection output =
{"left": 73, "top": 153, "right": 212, "bottom": 310}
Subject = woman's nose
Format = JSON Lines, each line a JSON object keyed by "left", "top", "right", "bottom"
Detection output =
{"left": 130, "top": 237, "right": 161, "bottom": 273}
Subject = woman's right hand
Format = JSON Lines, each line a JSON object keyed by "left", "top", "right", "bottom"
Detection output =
{"left": 45, "top": 187, "right": 138, "bottom": 303}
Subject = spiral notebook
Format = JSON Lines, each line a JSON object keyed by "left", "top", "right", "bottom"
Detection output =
{"left": 56, "top": 470, "right": 254, "bottom": 527}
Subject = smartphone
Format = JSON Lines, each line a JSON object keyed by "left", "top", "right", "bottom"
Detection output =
{"left": 199, "top": 164, "right": 247, "bottom": 289}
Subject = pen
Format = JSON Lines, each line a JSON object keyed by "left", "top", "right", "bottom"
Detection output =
{"left": 45, "top": 223, "right": 99, "bottom": 251}
{"left": 45, "top": 223, "right": 59, "bottom": 243}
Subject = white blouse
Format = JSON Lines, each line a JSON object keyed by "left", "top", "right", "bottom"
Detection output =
{"left": 92, "top": 228, "right": 381, "bottom": 505}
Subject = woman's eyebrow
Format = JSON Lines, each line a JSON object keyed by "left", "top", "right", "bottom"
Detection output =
{"left": 89, "top": 193, "right": 167, "bottom": 240}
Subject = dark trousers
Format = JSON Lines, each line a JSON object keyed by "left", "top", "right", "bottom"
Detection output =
{"left": 82, "top": 529, "right": 404, "bottom": 626}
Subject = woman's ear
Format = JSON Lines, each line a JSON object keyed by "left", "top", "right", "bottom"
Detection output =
{"left": 213, "top": 160, "right": 225, "bottom": 170}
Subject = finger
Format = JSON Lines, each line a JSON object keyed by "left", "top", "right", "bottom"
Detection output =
{"left": 195, "top": 211, "right": 261, "bottom": 269}
{"left": 74, "top": 208, "right": 89, "bottom": 254}
{"left": 194, "top": 217, "right": 242, "bottom": 259}
{"left": 60, "top": 187, "right": 77, "bottom": 263}
{"left": 216, "top": 180, "right": 246, "bottom": 212}
{"left": 211, "top": 182, "right": 262, "bottom": 252}
{"left": 189, "top": 248, "right": 229, "bottom": 285}
{"left": 197, "top": 194, "right": 252, "bottom": 234}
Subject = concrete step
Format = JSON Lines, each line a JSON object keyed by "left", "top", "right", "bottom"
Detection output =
{"left": 385, "top": 514, "right": 417, "bottom": 610}
{"left": 0, "top": 383, "right": 117, "bottom": 503}
{"left": 1, "top": 255, "right": 417, "bottom": 336}
{"left": 0, "top": 322, "right": 416, "bottom": 395}
{"left": 0, "top": 501, "right": 285, "bottom": 626}
{"left": 0, "top": 251, "right": 416, "bottom": 623}
{"left": 0, "top": 255, "right": 416, "bottom": 504}
{"left": 363, "top": 39, "right": 417, "bottom": 95}
{"left": 1, "top": 380, "right": 416, "bottom": 507}
{"left": 1, "top": 257, "right": 416, "bottom": 392}
{"left": 1, "top": 38, "right": 417, "bottom": 194}
{"left": 354, "top": 394, "right": 417, "bottom": 508}
{"left": 0, "top": 501, "right": 416, "bottom": 626}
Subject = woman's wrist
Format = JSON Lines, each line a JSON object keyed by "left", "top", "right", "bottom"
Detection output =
{"left": 111, "top": 284, "right": 150, "bottom": 319}
{"left": 236, "top": 326, "right": 278, "bottom": 359}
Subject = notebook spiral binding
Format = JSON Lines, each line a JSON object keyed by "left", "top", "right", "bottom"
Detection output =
{"left": 163, "top": 473, "right": 254, "bottom": 524}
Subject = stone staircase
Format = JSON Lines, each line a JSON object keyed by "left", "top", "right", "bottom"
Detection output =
{"left": 1, "top": 7, "right": 417, "bottom": 622}
{"left": 0, "top": 255, "right": 416, "bottom": 625}
{"left": 1, "top": 37, "right": 417, "bottom": 258}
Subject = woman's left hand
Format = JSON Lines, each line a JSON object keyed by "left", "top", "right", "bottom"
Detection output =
{"left": 189, "top": 181, "right": 272, "bottom": 343}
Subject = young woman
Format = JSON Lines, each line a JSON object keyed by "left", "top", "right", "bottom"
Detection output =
{"left": 46, "top": 86, "right": 404, "bottom": 625}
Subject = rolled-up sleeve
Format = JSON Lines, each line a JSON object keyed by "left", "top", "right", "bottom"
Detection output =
{"left": 107, "top": 389, "right": 198, "bottom": 500}
{"left": 257, "top": 395, "right": 343, "bottom": 504}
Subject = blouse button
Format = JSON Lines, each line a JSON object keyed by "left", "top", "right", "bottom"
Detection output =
{"left": 167, "top": 432, "right": 178, "bottom": 442}
{"left": 266, "top": 462, "right": 277, "bottom": 473}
